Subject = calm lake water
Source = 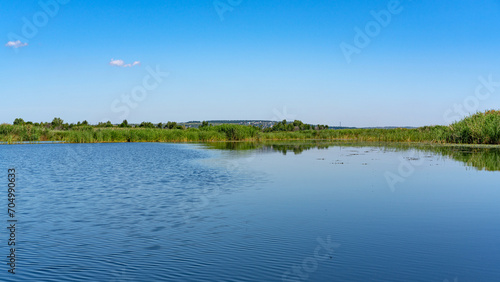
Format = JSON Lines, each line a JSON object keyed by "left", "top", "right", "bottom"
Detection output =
{"left": 1, "top": 142, "right": 499, "bottom": 281}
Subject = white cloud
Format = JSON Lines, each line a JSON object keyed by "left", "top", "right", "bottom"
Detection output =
{"left": 5, "top": 40, "right": 28, "bottom": 48}
{"left": 109, "top": 59, "right": 125, "bottom": 67}
{"left": 109, "top": 59, "right": 141, "bottom": 68}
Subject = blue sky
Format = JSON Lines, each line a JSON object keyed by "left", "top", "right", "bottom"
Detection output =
{"left": 2, "top": 0, "right": 500, "bottom": 127}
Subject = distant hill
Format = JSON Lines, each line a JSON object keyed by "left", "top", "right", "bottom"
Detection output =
{"left": 180, "top": 121, "right": 417, "bottom": 129}
{"left": 359, "top": 126, "right": 417, "bottom": 129}
{"left": 329, "top": 126, "right": 357, "bottom": 130}
{"left": 129, "top": 120, "right": 416, "bottom": 130}
{"left": 181, "top": 120, "right": 277, "bottom": 128}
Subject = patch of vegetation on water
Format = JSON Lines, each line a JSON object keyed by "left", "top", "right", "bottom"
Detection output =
{"left": 204, "top": 141, "right": 500, "bottom": 171}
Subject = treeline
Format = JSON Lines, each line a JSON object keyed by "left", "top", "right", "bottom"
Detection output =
{"left": 11, "top": 118, "right": 187, "bottom": 130}
{"left": 2, "top": 111, "right": 499, "bottom": 144}
{"left": 8, "top": 118, "right": 328, "bottom": 132}
{"left": 263, "top": 120, "right": 328, "bottom": 131}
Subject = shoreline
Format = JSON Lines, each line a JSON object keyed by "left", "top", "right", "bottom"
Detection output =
{"left": 2, "top": 139, "right": 500, "bottom": 148}
{"left": 3, "top": 111, "right": 500, "bottom": 145}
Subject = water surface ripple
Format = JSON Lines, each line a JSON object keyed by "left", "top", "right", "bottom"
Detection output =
{"left": 0, "top": 142, "right": 499, "bottom": 281}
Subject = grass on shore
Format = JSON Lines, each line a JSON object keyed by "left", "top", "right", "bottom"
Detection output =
{"left": 1, "top": 111, "right": 499, "bottom": 145}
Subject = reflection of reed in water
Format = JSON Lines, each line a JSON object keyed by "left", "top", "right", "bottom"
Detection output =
{"left": 387, "top": 144, "right": 500, "bottom": 172}
{"left": 427, "top": 147, "right": 500, "bottom": 172}
{"left": 203, "top": 141, "right": 500, "bottom": 172}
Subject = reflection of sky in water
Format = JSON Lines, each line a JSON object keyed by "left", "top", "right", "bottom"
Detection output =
{"left": 0, "top": 142, "right": 499, "bottom": 281}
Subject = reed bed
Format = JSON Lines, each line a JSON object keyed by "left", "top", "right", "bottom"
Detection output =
{"left": 1, "top": 111, "right": 498, "bottom": 144}
{"left": 446, "top": 110, "right": 500, "bottom": 144}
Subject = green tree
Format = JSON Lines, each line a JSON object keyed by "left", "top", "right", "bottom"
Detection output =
{"left": 139, "top": 122, "right": 155, "bottom": 128}
{"left": 271, "top": 121, "right": 284, "bottom": 132}
{"left": 51, "top": 117, "right": 64, "bottom": 128}
{"left": 157, "top": 122, "right": 163, "bottom": 129}
{"left": 13, "top": 118, "right": 25, "bottom": 125}
{"left": 293, "top": 120, "right": 303, "bottom": 127}
{"left": 120, "top": 120, "right": 130, "bottom": 127}
{"left": 200, "top": 121, "right": 209, "bottom": 128}
{"left": 166, "top": 121, "right": 178, "bottom": 129}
